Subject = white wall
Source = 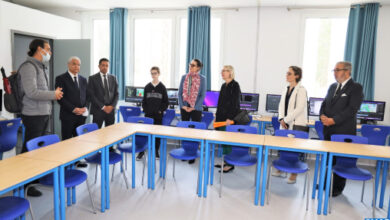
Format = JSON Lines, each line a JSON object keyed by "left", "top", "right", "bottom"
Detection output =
{"left": 0, "top": 0, "right": 81, "bottom": 118}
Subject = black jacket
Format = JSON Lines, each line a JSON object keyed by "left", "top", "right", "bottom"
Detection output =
{"left": 142, "top": 82, "right": 168, "bottom": 115}
{"left": 87, "top": 72, "right": 119, "bottom": 115}
{"left": 55, "top": 72, "right": 88, "bottom": 121}
{"left": 216, "top": 80, "right": 241, "bottom": 122}
{"left": 320, "top": 79, "right": 363, "bottom": 139}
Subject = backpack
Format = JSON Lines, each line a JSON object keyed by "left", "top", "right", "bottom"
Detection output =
{"left": 3, "top": 61, "right": 39, "bottom": 113}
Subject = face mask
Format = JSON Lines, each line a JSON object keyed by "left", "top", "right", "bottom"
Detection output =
{"left": 41, "top": 49, "right": 51, "bottom": 62}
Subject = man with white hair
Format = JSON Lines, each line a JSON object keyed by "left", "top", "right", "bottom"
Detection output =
{"left": 54, "top": 56, "right": 89, "bottom": 167}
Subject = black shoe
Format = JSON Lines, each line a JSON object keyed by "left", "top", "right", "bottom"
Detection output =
{"left": 214, "top": 163, "right": 227, "bottom": 168}
{"left": 109, "top": 148, "right": 117, "bottom": 153}
{"left": 75, "top": 161, "right": 88, "bottom": 168}
{"left": 219, "top": 165, "right": 235, "bottom": 173}
{"left": 332, "top": 191, "right": 342, "bottom": 197}
{"left": 136, "top": 152, "right": 144, "bottom": 161}
{"left": 188, "top": 159, "right": 195, "bottom": 164}
{"left": 156, "top": 152, "right": 160, "bottom": 160}
{"left": 27, "top": 187, "right": 42, "bottom": 197}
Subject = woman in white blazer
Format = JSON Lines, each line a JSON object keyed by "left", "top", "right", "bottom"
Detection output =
{"left": 272, "top": 66, "right": 308, "bottom": 184}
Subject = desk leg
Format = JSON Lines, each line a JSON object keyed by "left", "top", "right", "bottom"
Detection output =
{"left": 105, "top": 146, "right": 110, "bottom": 209}
{"left": 132, "top": 135, "right": 136, "bottom": 189}
{"left": 116, "top": 110, "right": 120, "bottom": 123}
{"left": 198, "top": 140, "right": 204, "bottom": 197}
{"left": 255, "top": 146, "right": 263, "bottom": 206}
{"left": 163, "top": 138, "right": 167, "bottom": 178}
{"left": 20, "top": 187, "right": 25, "bottom": 220}
{"left": 261, "top": 122, "right": 266, "bottom": 135}
{"left": 210, "top": 144, "right": 215, "bottom": 185}
{"left": 317, "top": 153, "right": 327, "bottom": 215}
{"left": 53, "top": 168, "right": 60, "bottom": 220}
{"left": 203, "top": 140, "right": 210, "bottom": 197}
{"left": 323, "top": 153, "right": 333, "bottom": 215}
{"left": 380, "top": 161, "right": 388, "bottom": 208}
{"left": 59, "top": 165, "right": 66, "bottom": 220}
{"left": 151, "top": 135, "right": 155, "bottom": 190}
{"left": 375, "top": 160, "right": 382, "bottom": 207}
{"left": 312, "top": 154, "right": 320, "bottom": 199}
{"left": 100, "top": 149, "right": 106, "bottom": 212}
{"left": 260, "top": 146, "right": 269, "bottom": 206}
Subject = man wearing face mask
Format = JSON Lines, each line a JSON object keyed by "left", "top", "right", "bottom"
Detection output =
{"left": 18, "top": 39, "right": 63, "bottom": 197}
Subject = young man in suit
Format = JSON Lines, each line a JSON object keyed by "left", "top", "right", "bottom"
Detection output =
{"left": 55, "top": 56, "right": 89, "bottom": 168}
{"left": 87, "top": 58, "right": 119, "bottom": 128}
{"left": 320, "top": 61, "right": 364, "bottom": 197}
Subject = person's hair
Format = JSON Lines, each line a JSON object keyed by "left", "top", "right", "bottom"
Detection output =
{"left": 289, "top": 66, "right": 302, "bottom": 83}
{"left": 67, "top": 56, "right": 81, "bottom": 64}
{"left": 223, "top": 65, "right": 235, "bottom": 79}
{"left": 150, "top": 66, "right": 160, "bottom": 74}
{"left": 192, "top": 59, "right": 203, "bottom": 69}
{"left": 337, "top": 61, "right": 352, "bottom": 73}
{"left": 99, "top": 58, "right": 109, "bottom": 65}
{"left": 27, "top": 39, "right": 48, "bottom": 57}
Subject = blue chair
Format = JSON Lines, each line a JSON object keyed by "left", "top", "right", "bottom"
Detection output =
{"left": 76, "top": 123, "right": 128, "bottom": 188}
{"left": 162, "top": 109, "right": 176, "bottom": 126}
{"left": 271, "top": 116, "right": 280, "bottom": 135}
{"left": 118, "top": 116, "right": 154, "bottom": 186}
{"left": 0, "top": 118, "right": 21, "bottom": 160}
{"left": 201, "top": 111, "right": 214, "bottom": 129}
{"left": 0, "top": 196, "right": 31, "bottom": 219}
{"left": 328, "top": 135, "right": 373, "bottom": 216}
{"left": 119, "top": 106, "right": 141, "bottom": 122}
{"left": 163, "top": 121, "right": 206, "bottom": 189}
{"left": 26, "top": 134, "right": 96, "bottom": 213}
{"left": 219, "top": 125, "right": 258, "bottom": 197}
{"left": 267, "top": 130, "right": 310, "bottom": 210}
{"left": 314, "top": 121, "right": 324, "bottom": 140}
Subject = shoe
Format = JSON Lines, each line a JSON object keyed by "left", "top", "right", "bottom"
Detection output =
{"left": 219, "top": 165, "right": 235, "bottom": 173}
{"left": 188, "top": 159, "right": 195, "bottom": 164}
{"left": 136, "top": 152, "right": 144, "bottom": 161}
{"left": 332, "top": 191, "right": 342, "bottom": 197}
{"left": 287, "top": 174, "right": 297, "bottom": 184}
{"left": 27, "top": 187, "right": 42, "bottom": 197}
{"left": 75, "top": 161, "right": 88, "bottom": 168}
{"left": 109, "top": 148, "right": 117, "bottom": 153}
{"left": 214, "top": 163, "right": 227, "bottom": 168}
{"left": 156, "top": 152, "right": 160, "bottom": 160}
{"left": 271, "top": 170, "right": 283, "bottom": 177}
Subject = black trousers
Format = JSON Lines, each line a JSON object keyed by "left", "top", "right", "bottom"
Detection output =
{"left": 61, "top": 116, "right": 86, "bottom": 140}
{"left": 145, "top": 112, "right": 163, "bottom": 153}
{"left": 92, "top": 110, "right": 115, "bottom": 128}
{"left": 180, "top": 109, "right": 202, "bottom": 122}
{"left": 21, "top": 115, "right": 49, "bottom": 153}
{"left": 324, "top": 133, "right": 346, "bottom": 194}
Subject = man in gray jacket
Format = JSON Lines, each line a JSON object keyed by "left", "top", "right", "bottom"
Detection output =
{"left": 19, "top": 39, "right": 63, "bottom": 196}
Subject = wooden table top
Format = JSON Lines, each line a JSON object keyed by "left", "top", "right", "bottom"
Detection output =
{"left": 0, "top": 157, "right": 60, "bottom": 192}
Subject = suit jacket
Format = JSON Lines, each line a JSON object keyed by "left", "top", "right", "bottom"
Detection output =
{"left": 87, "top": 72, "right": 119, "bottom": 115}
{"left": 278, "top": 82, "right": 308, "bottom": 128}
{"left": 55, "top": 72, "right": 88, "bottom": 121}
{"left": 320, "top": 79, "right": 363, "bottom": 138}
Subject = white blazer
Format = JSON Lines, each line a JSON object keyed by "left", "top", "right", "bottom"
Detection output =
{"left": 278, "top": 82, "right": 308, "bottom": 129}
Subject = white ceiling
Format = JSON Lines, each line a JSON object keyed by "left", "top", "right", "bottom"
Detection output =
{"left": 9, "top": 0, "right": 390, "bottom": 11}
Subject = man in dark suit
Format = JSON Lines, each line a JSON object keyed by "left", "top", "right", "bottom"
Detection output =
{"left": 320, "top": 61, "right": 364, "bottom": 197}
{"left": 55, "top": 56, "right": 89, "bottom": 167}
{"left": 87, "top": 58, "right": 119, "bottom": 128}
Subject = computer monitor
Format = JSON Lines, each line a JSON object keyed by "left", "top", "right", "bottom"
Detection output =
{"left": 203, "top": 91, "right": 219, "bottom": 108}
{"left": 125, "top": 86, "right": 143, "bottom": 103}
{"left": 357, "top": 101, "right": 386, "bottom": 122}
{"left": 240, "top": 93, "right": 259, "bottom": 112}
{"left": 167, "top": 88, "right": 178, "bottom": 106}
{"left": 265, "top": 94, "right": 281, "bottom": 113}
{"left": 308, "top": 97, "right": 324, "bottom": 116}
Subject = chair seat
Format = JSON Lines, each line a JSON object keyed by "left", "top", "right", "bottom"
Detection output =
{"left": 333, "top": 166, "right": 373, "bottom": 181}
{"left": 0, "top": 196, "right": 30, "bottom": 219}
{"left": 224, "top": 154, "right": 257, "bottom": 166}
{"left": 273, "top": 159, "right": 309, "bottom": 174}
{"left": 169, "top": 148, "right": 200, "bottom": 160}
{"left": 118, "top": 143, "right": 147, "bottom": 154}
{"left": 40, "top": 169, "right": 87, "bottom": 188}
{"left": 85, "top": 152, "right": 122, "bottom": 165}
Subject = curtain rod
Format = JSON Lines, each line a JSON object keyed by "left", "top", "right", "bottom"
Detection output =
{"left": 77, "top": 7, "right": 246, "bottom": 13}
{"left": 287, "top": 4, "right": 382, "bottom": 11}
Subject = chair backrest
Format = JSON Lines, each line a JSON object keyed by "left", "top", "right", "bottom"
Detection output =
{"left": 275, "top": 129, "right": 309, "bottom": 162}
{"left": 0, "top": 118, "right": 21, "bottom": 154}
{"left": 125, "top": 116, "right": 154, "bottom": 124}
{"left": 201, "top": 111, "right": 214, "bottom": 128}
{"left": 176, "top": 121, "right": 207, "bottom": 153}
{"left": 26, "top": 134, "right": 60, "bottom": 152}
{"left": 314, "top": 121, "right": 324, "bottom": 140}
{"left": 119, "top": 106, "right": 141, "bottom": 122}
{"left": 162, "top": 109, "right": 176, "bottom": 126}
{"left": 76, "top": 123, "right": 99, "bottom": 136}
{"left": 331, "top": 134, "right": 368, "bottom": 167}
{"left": 271, "top": 116, "right": 280, "bottom": 132}
{"left": 361, "top": 124, "right": 390, "bottom": 146}
{"left": 226, "top": 125, "right": 258, "bottom": 155}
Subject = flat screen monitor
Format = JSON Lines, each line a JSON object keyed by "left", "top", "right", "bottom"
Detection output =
{"left": 266, "top": 94, "right": 281, "bottom": 113}
{"left": 357, "top": 101, "right": 386, "bottom": 122}
{"left": 240, "top": 93, "right": 259, "bottom": 112}
{"left": 125, "top": 86, "right": 143, "bottom": 103}
{"left": 203, "top": 91, "right": 219, "bottom": 108}
{"left": 308, "top": 97, "right": 324, "bottom": 116}
{"left": 167, "top": 88, "right": 178, "bottom": 105}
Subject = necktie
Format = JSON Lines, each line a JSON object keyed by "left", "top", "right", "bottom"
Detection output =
{"left": 73, "top": 76, "right": 78, "bottom": 89}
{"left": 333, "top": 83, "right": 341, "bottom": 98}
{"left": 103, "top": 74, "right": 110, "bottom": 104}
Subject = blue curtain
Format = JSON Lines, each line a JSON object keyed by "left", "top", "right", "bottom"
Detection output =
{"left": 344, "top": 3, "right": 379, "bottom": 100}
{"left": 110, "top": 8, "right": 128, "bottom": 100}
{"left": 186, "top": 6, "right": 211, "bottom": 90}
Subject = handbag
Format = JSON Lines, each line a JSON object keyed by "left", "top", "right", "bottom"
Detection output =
{"left": 292, "top": 124, "right": 309, "bottom": 132}
{"left": 233, "top": 110, "right": 250, "bottom": 125}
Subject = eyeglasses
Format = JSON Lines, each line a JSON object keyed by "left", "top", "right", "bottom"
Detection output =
{"left": 189, "top": 64, "right": 197, "bottom": 67}
{"left": 151, "top": 72, "right": 159, "bottom": 75}
{"left": 286, "top": 72, "right": 293, "bottom": 76}
{"left": 332, "top": 68, "right": 347, "bottom": 72}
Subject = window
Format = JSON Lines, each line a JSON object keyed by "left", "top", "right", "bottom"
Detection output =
{"left": 302, "top": 18, "right": 348, "bottom": 98}
{"left": 93, "top": 19, "right": 110, "bottom": 73}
